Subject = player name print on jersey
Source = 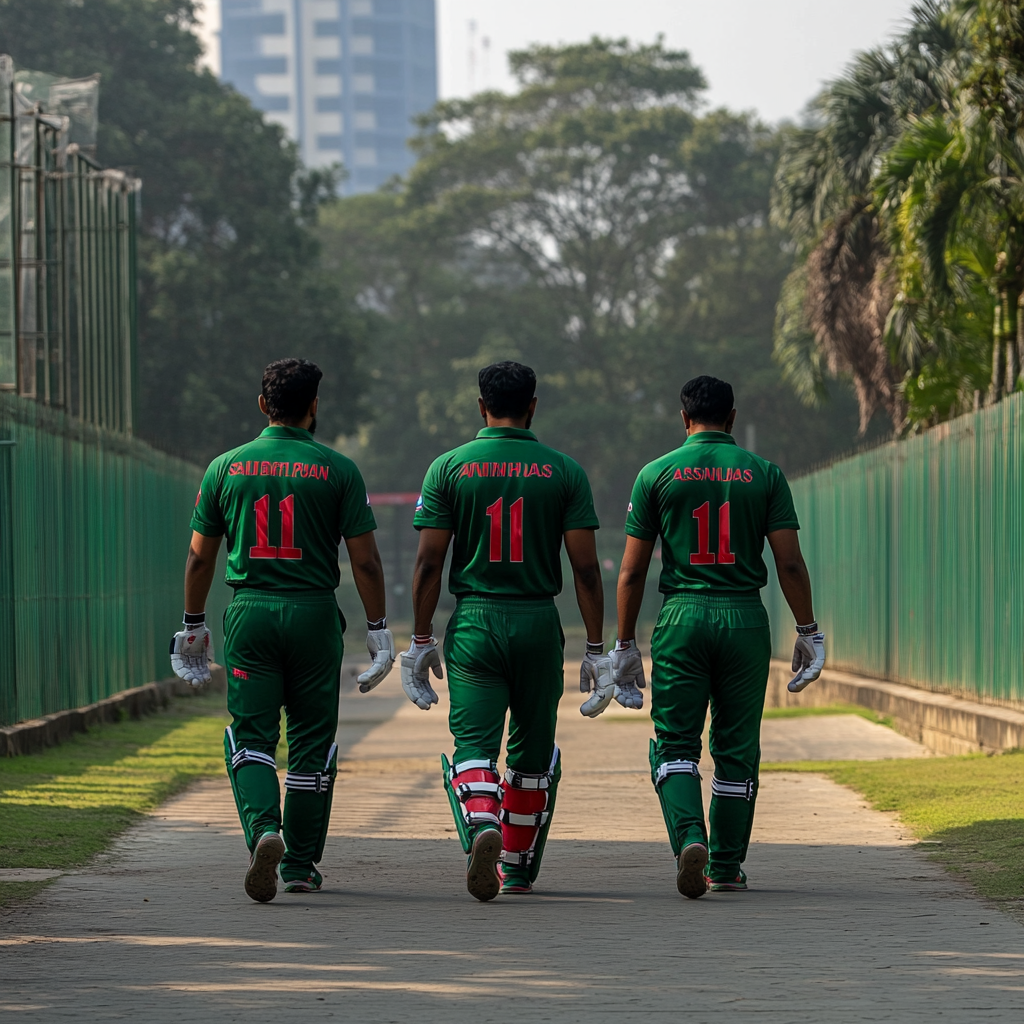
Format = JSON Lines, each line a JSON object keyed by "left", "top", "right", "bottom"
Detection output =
{"left": 228, "top": 460, "right": 330, "bottom": 480}
{"left": 458, "top": 461, "right": 554, "bottom": 479}
{"left": 674, "top": 467, "right": 753, "bottom": 482}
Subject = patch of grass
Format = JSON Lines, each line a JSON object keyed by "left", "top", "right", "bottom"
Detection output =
{"left": 0, "top": 691, "right": 230, "bottom": 887}
{"left": 0, "top": 880, "right": 52, "bottom": 907}
{"left": 763, "top": 751, "right": 1024, "bottom": 906}
{"left": 761, "top": 703, "right": 895, "bottom": 728}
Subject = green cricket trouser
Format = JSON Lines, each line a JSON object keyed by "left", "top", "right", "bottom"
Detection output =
{"left": 444, "top": 595, "right": 564, "bottom": 774}
{"left": 650, "top": 591, "right": 771, "bottom": 882}
{"left": 222, "top": 588, "right": 344, "bottom": 881}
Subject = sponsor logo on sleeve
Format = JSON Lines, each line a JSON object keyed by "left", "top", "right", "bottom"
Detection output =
{"left": 195, "top": 489, "right": 202, "bottom": 507}
{"left": 627, "top": 501, "right": 633, "bottom": 513}
{"left": 415, "top": 494, "right": 424, "bottom": 511}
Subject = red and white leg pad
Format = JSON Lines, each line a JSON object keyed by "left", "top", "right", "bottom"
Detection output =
{"left": 499, "top": 768, "right": 552, "bottom": 869}
{"left": 450, "top": 759, "right": 501, "bottom": 832}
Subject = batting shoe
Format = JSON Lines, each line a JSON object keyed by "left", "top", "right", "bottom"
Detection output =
{"left": 676, "top": 841, "right": 710, "bottom": 899}
{"left": 283, "top": 868, "right": 323, "bottom": 893}
{"left": 497, "top": 863, "right": 533, "bottom": 895}
{"left": 244, "top": 831, "right": 285, "bottom": 903}
{"left": 709, "top": 869, "right": 748, "bottom": 892}
{"left": 466, "top": 826, "right": 502, "bottom": 902}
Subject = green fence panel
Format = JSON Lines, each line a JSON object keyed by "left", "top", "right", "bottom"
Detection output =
{"left": 763, "top": 392, "right": 1024, "bottom": 703}
{"left": 0, "top": 392, "right": 229, "bottom": 726}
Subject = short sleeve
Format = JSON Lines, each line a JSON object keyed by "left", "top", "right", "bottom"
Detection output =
{"left": 337, "top": 460, "right": 377, "bottom": 539}
{"left": 190, "top": 461, "right": 226, "bottom": 537}
{"left": 413, "top": 458, "right": 454, "bottom": 530}
{"left": 765, "top": 465, "right": 800, "bottom": 532}
{"left": 624, "top": 469, "right": 659, "bottom": 541}
{"left": 562, "top": 461, "right": 600, "bottom": 531}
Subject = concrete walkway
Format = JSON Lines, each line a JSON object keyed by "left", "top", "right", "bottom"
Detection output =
{"left": 1, "top": 675, "right": 1021, "bottom": 1023}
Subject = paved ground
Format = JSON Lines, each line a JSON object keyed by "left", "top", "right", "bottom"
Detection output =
{"left": 1, "top": 672, "right": 1022, "bottom": 1022}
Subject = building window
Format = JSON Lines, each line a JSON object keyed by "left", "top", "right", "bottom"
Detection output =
{"left": 259, "top": 95, "right": 291, "bottom": 112}
{"left": 314, "top": 20, "right": 341, "bottom": 36}
{"left": 353, "top": 74, "right": 375, "bottom": 92}
{"left": 351, "top": 36, "right": 374, "bottom": 55}
{"left": 317, "top": 134, "right": 344, "bottom": 151}
{"left": 354, "top": 147, "right": 377, "bottom": 166}
{"left": 315, "top": 59, "right": 342, "bottom": 75}
{"left": 316, "top": 96, "right": 343, "bottom": 113}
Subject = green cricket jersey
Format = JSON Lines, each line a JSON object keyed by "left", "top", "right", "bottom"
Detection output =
{"left": 191, "top": 425, "right": 376, "bottom": 591}
{"left": 414, "top": 426, "right": 599, "bottom": 598}
{"left": 625, "top": 431, "right": 798, "bottom": 594}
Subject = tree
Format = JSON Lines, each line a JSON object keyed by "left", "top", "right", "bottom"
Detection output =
{"left": 321, "top": 38, "right": 865, "bottom": 520}
{"left": 0, "top": 0, "right": 358, "bottom": 460}
{"left": 878, "top": 0, "right": 1024, "bottom": 412}
{"left": 771, "top": 1, "right": 967, "bottom": 431}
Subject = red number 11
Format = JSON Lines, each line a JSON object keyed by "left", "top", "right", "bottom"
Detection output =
{"left": 485, "top": 497, "right": 524, "bottom": 563}
{"left": 250, "top": 494, "right": 303, "bottom": 560}
{"left": 690, "top": 501, "right": 735, "bottom": 565}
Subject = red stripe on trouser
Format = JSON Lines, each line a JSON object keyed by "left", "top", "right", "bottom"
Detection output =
{"left": 501, "top": 784, "right": 548, "bottom": 853}
{"left": 452, "top": 767, "right": 500, "bottom": 823}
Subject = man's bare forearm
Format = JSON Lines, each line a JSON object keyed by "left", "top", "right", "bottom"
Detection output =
{"left": 767, "top": 529, "right": 815, "bottom": 625}
{"left": 615, "top": 536, "right": 655, "bottom": 640}
{"left": 411, "top": 559, "right": 443, "bottom": 636}
{"left": 345, "top": 532, "right": 388, "bottom": 623}
{"left": 572, "top": 563, "right": 605, "bottom": 645}
{"left": 184, "top": 533, "right": 222, "bottom": 615}
{"left": 350, "top": 557, "right": 387, "bottom": 623}
{"left": 777, "top": 560, "right": 814, "bottom": 625}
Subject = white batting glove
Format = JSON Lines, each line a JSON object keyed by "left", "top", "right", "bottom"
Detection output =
{"left": 789, "top": 623, "right": 826, "bottom": 692}
{"left": 610, "top": 639, "right": 646, "bottom": 710}
{"left": 358, "top": 624, "right": 396, "bottom": 692}
{"left": 170, "top": 616, "right": 213, "bottom": 688}
{"left": 580, "top": 644, "right": 615, "bottom": 717}
{"left": 400, "top": 636, "right": 442, "bottom": 710}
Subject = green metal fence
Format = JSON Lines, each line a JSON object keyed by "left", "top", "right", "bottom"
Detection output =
{"left": 0, "top": 55, "right": 140, "bottom": 432}
{"left": 0, "top": 392, "right": 228, "bottom": 727}
{"left": 763, "top": 392, "right": 1024, "bottom": 703}
{"left": 0, "top": 56, "right": 224, "bottom": 728}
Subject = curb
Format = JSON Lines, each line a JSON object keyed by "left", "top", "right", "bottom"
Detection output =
{"left": 766, "top": 660, "right": 1024, "bottom": 755}
{"left": 0, "top": 664, "right": 227, "bottom": 758}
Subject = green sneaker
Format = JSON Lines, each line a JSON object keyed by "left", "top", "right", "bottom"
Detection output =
{"left": 498, "top": 862, "right": 533, "bottom": 894}
{"left": 675, "top": 842, "right": 709, "bottom": 899}
{"left": 709, "top": 869, "right": 748, "bottom": 892}
{"left": 466, "top": 827, "right": 502, "bottom": 902}
{"left": 244, "top": 831, "right": 285, "bottom": 903}
{"left": 283, "top": 868, "right": 323, "bottom": 893}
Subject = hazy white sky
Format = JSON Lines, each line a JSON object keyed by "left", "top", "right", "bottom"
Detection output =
{"left": 195, "top": 0, "right": 917, "bottom": 123}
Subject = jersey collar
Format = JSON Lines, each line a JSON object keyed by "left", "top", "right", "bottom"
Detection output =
{"left": 683, "top": 430, "right": 737, "bottom": 447}
{"left": 475, "top": 426, "right": 538, "bottom": 441}
{"left": 259, "top": 425, "right": 314, "bottom": 440}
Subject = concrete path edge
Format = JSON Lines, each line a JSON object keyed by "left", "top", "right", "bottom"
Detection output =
{"left": 766, "top": 660, "right": 1024, "bottom": 754}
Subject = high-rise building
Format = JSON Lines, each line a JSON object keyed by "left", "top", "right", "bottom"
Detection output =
{"left": 220, "top": 0, "right": 437, "bottom": 193}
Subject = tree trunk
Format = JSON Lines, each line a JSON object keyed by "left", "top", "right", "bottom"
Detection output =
{"left": 1005, "top": 287, "right": 1020, "bottom": 396}
{"left": 989, "top": 295, "right": 1006, "bottom": 404}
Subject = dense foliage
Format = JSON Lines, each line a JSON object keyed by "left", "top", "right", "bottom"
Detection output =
{"left": 0, "top": 0, "right": 358, "bottom": 460}
{"left": 322, "top": 38, "right": 865, "bottom": 520}
{"left": 773, "top": 0, "right": 1024, "bottom": 431}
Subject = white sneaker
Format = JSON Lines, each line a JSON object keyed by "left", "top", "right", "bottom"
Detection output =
{"left": 244, "top": 832, "right": 285, "bottom": 903}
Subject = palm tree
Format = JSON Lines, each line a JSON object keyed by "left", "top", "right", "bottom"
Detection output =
{"left": 771, "top": 1, "right": 965, "bottom": 432}
{"left": 878, "top": 0, "right": 1024, "bottom": 406}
